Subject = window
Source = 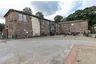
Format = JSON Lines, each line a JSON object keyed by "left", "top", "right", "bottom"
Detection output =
{"left": 18, "top": 14, "right": 23, "bottom": 21}
{"left": 9, "top": 16, "right": 12, "bottom": 21}
{"left": 23, "top": 15, "right": 27, "bottom": 22}
{"left": 51, "top": 25, "right": 54, "bottom": 30}
{"left": 42, "top": 21, "right": 44, "bottom": 25}
{"left": 47, "top": 22, "right": 49, "bottom": 25}
{"left": 18, "top": 13, "right": 27, "bottom": 22}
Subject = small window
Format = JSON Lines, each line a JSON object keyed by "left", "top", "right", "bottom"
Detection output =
{"left": 47, "top": 22, "right": 49, "bottom": 25}
{"left": 23, "top": 15, "right": 27, "bottom": 22}
{"left": 18, "top": 14, "right": 23, "bottom": 21}
{"left": 42, "top": 21, "right": 44, "bottom": 25}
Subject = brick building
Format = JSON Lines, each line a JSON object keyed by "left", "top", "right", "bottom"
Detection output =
{"left": 4, "top": 9, "right": 88, "bottom": 38}
{"left": 56, "top": 20, "right": 88, "bottom": 34}
{"left": 4, "top": 9, "right": 55, "bottom": 38}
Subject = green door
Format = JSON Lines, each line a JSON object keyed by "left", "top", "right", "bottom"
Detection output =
{"left": 50, "top": 22, "right": 55, "bottom": 35}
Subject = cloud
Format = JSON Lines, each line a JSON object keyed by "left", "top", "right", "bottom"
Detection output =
{"left": 0, "top": 8, "right": 8, "bottom": 18}
{"left": 0, "top": 0, "right": 96, "bottom": 23}
{"left": 0, "top": 0, "right": 31, "bottom": 23}
{"left": 43, "top": 0, "right": 96, "bottom": 20}
{"left": 42, "top": 1, "right": 77, "bottom": 20}
{"left": 79, "top": 0, "right": 96, "bottom": 9}
{"left": 31, "top": 1, "right": 59, "bottom": 16}
{"left": 0, "top": 0, "right": 31, "bottom": 10}
{"left": 30, "top": 1, "right": 76, "bottom": 20}
{"left": 0, "top": 19, "right": 5, "bottom": 24}
{"left": 69, "top": 0, "right": 83, "bottom": 13}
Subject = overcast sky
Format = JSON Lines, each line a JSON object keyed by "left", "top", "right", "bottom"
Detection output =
{"left": 0, "top": 0, "right": 96, "bottom": 23}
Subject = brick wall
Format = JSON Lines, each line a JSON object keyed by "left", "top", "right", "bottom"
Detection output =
{"left": 60, "top": 23, "right": 70, "bottom": 33}
{"left": 44, "top": 20, "right": 49, "bottom": 35}
{"left": 5, "top": 12, "right": 18, "bottom": 38}
{"left": 39, "top": 19, "right": 50, "bottom": 36}
{"left": 5, "top": 12, "right": 33, "bottom": 38}
{"left": 57, "top": 20, "right": 88, "bottom": 34}
{"left": 16, "top": 14, "right": 32, "bottom": 38}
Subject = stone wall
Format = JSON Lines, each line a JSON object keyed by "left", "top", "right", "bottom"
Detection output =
{"left": 5, "top": 12, "right": 18, "bottom": 38}
{"left": 5, "top": 12, "right": 33, "bottom": 38}
{"left": 57, "top": 20, "right": 88, "bottom": 34}
{"left": 15, "top": 14, "right": 32, "bottom": 38}
{"left": 39, "top": 19, "right": 50, "bottom": 36}
{"left": 55, "top": 23, "right": 60, "bottom": 34}
{"left": 5, "top": 11, "right": 54, "bottom": 38}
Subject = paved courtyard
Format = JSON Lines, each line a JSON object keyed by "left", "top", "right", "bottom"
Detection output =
{"left": 0, "top": 35, "right": 96, "bottom": 64}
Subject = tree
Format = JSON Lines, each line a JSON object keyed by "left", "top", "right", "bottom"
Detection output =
{"left": 23, "top": 7, "right": 32, "bottom": 14}
{"left": 54, "top": 15, "right": 63, "bottom": 23}
{"left": 60, "top": 17, "right": 68, "bottom": 22}
{"left": 35, "top": 12, "right": 44, "bottom": 18}
{"left": 66, "top": 6, "right": 96, "bottom": 29}
{"left": 0, "top": 23, "right": 5, "bottom": 31}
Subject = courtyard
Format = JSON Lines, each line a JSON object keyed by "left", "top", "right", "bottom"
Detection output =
{"left": 0, "top": 35, "right": 96, "bottom": 64}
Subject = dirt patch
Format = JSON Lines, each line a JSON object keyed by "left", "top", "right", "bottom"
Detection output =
{"left": 77, "top": 48, "right": 96, "bottom": 64}
{"left": 65, "top": 44, "right": 96, "bottom": 64}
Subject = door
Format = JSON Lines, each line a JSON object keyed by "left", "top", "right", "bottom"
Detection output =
{"left": 50, "top": 22, "right": 55, "bottom": 35}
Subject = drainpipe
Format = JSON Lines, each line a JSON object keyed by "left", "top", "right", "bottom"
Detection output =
{"left": 5, "top": 27, "right": 8, "bottom": 39}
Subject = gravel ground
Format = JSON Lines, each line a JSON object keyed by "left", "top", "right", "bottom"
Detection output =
{"left": 0, "top": 35, "right": 96, "bottom": 64}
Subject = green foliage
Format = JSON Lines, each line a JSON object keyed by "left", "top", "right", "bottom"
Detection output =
{"left": 35, "top": 12, "right": 44, "bottom": 18}
{"left": 54, "top": 15, "right": 63, "bottom": 23}
{"left": 0, "top": 23, "right": 5, "bottom": 31}
{"left": 61, "top": 17, "right": 66, "bottom": 22}
{"left": 66, "top": 6, "right": 96, "bottom": 29}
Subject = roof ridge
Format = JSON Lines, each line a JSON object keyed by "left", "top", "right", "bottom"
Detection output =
{"left": 4, "top": 9, "right": 54, "bottom": 22}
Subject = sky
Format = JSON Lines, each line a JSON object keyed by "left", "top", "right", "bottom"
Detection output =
{"left": 0, "top": 0, "right": 96, "bottom": 23}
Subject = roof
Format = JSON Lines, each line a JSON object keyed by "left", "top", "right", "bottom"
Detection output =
{"left": 59, "top": 20, "right": 88, "bottom": 24}
{"left": 4, "top": 9, "right": 54, "bottom": 22}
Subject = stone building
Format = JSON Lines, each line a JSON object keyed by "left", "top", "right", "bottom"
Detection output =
{"left": 4, "top": 9, "right": 55, "bottom": 38}
{"left": 92, "top": 24, "right": 96, "bottom": 34}
{"left": 56, "top": 20, "right": 88, "bottom": 34}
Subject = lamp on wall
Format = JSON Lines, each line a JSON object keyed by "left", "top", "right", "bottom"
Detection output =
{"left": 26, "top": 31, "right": 28, "bottom": 38}
{"left": 71, "top": 23, "right": 74, "bottom": 26}
{"left": 26, "top": 31, "right": 28, "bottom": 34}
{"left": 71, "top": 23, "right": 75, "bottom": 32}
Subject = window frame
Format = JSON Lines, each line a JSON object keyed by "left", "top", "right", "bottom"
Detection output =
{"left": 23, "top": 15, "right": 27, "bottom": 22}
{"left": 18, "top": 13, "right": 23, "bottom": 21}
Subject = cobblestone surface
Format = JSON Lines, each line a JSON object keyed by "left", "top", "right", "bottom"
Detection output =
{"left": 0, "top": 35, "right": 96, "bottom": 64}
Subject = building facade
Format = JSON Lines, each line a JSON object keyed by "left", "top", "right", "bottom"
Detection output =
{"left": 4, "top": 9, "right": 55, "bottom": 38}
{"left": 56, "top": 20, "right": 88, "bottom": 34}
{"left": 4, "top": 9, "right": 88, "bottom": 38}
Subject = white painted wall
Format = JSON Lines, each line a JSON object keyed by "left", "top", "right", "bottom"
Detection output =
{"left": 31, "top": 17, "right": 40, "bottom": 36}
